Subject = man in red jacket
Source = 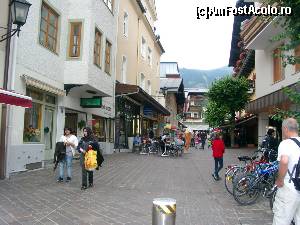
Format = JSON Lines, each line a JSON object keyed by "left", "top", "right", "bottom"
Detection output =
{"left": 211, "top": 133, "right": 225, "bottom": 180}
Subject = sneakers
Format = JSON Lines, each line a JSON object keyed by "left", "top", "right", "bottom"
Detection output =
{"left": 57, "top": 177, "right": 63, "bottom": 182}
{"left": 89, "top": 183, "right": 94, "bottom": 188}
{"left": 81, "top": 186, "right": 87, "bottom": 190}
{"left": 212, "top": 173, "right": 221, "bottom": 181}
{"left": 66, "top": 177, "right": 71, "bottom": 182}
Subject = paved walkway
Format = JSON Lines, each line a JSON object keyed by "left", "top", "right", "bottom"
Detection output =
{"left": 0, "top": 147, "right": 273, "bottom": 225}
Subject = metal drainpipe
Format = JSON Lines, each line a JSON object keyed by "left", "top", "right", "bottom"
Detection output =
{"left": 0, "top": 0, "right": 12, "bottom": 179}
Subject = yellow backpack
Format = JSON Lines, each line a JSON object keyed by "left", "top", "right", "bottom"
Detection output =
{"left": 84, "top": 145, "right": 98, "bottom": 171}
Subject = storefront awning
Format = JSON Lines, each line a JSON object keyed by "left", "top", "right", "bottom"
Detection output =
{"left": 23, "top": 74, "right": 65, "bottom": 96}
{"left": 0, "top": 89, "right": 32, "bottom": 108}
{"left": 245, "top": 84, "right": 299, "bottom": 114}
{"left": 184, "top": 124, "right": 209, "bottom": 131}
{"left": 116, "top": 83, "right": 170, "bottom": 116}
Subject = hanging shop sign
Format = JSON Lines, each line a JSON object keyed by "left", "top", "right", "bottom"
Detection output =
{"left": 143, "top": 106, "right": 153, "bottom": 116}
{"left": 80, "top": 96, "right": 102, "bottom": 108}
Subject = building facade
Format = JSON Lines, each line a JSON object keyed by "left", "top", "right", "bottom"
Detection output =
{"left": 115, "top": 0, "right": 168, "bottom": 150}
{"left": 4, "top": 0, "right": 119, "bottom": 177}
{"left": 159, "top": 62, "right": 185, "bottom": 129}
{"left": 183, "top": 88, "right": 209, "bottom": 131}
{"left": 235, "top": 1, "right": 300, "bottom": 145}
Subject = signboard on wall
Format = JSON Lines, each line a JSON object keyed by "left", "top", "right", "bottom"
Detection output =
{"left": 80, "top": 97, "right": 102, "bottom": 108}
{"left": 143, "top": 106, "right": 153, "bottom": 116}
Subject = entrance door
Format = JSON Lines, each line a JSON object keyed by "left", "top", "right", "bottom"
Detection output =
{"left": 44, "top": 107, "right": 55, "bottom": 160}
{"left": 65, "top": 113, "right": 78, "bottom": 136}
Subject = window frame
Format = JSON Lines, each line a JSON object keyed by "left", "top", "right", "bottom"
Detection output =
{"left": 105, "top": 40, "right": 112, "bottom": 75}
{"left": 273, "top": 47, "right": 285, "bottom": 83}
{"left": 39, "top": 2, "right": 59, "bottom": 53}
{"left": 121, "top": 55, "right": 127, "bottom": 83}
{"left": 295, "top": 45, "right": 300, "bottom": 73}
{"left": 123, "top": 11, "right": 128, "bottom": 37}
{"left": 147, "top": 47, "right": 152, "bottom": 66}
{"left": 141, "top": 37, "right": 146, "bottom": 59}
{"left": 94, "top": 28, "right": 102, "bottom": 68}
{"left": 140, "top": 73, "right": 145, "bottom": 90}
{"left": 68, "top": 22, "right": 82, "bottom": 58}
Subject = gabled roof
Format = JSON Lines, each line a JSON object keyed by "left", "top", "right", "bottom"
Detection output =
{"left": 160, "top": 78, "right": 183, "bottom": 92}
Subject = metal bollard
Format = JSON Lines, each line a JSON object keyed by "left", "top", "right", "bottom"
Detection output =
{"left": 152, "top": 198, "right": 176, "bottom": 225}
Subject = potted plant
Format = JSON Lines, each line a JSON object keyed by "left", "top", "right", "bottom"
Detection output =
{"left": 78, "top": 120, "right": 86, "bottom": 130}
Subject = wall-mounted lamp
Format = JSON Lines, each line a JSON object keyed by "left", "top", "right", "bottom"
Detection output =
{"left": 0, "top": 0, "right": 31, "bottom": 42}
{"left": 161, "top": 86, "right": 168, "bottom": 97}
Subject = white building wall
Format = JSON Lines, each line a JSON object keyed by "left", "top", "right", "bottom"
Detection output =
{"left": 5, "top": 0, "right": 118, "bottom": 176}
{"left": 255, "top": 49, "right": 300, "bottom": 99}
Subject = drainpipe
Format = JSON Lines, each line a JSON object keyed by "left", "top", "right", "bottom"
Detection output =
{"left": 0, "top": 0, "right": 12, "bottom": 179}
{"left": 5, "top": 32, "right": 18, "bottom": 179}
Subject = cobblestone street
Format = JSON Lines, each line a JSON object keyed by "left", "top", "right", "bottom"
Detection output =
{"left": 0, "top": 147, "right": 273, "bottom": 225}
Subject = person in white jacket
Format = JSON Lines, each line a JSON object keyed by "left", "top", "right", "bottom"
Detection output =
{"left": 57, "top": 127, "right": 78, "bottom": 182}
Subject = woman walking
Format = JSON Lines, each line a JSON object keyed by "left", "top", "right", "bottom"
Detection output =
{"left": 77, "top": 127, "right": 101, "bottom": 190}
{"left": 211, "top": 133, "right": 225, "bottom": 181}
{"left": 57, "top": 127, "right": 78, "bottom": 182}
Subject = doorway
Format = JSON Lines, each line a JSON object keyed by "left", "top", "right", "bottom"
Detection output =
{"left": 44, "top": 107, "right": 55, "bottom": 160}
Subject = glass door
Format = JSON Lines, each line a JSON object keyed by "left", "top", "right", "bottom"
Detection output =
{"left": 44, "top": 107, "right": 55, "bottom": 160}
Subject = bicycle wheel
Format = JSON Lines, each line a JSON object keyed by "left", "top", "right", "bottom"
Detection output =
{"left": 233, "top": 174, "right": 260, "bottom": 205}
{"left": 225, "top": 166, "right": 244, "bottom": 195}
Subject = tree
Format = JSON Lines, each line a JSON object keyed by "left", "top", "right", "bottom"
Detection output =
{"left": 205, "top": 76, "right": 250, "bottom": 146}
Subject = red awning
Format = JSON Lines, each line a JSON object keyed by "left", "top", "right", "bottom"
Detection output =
{"left": 0, "top": 89, "right": 32, "bottom": 108}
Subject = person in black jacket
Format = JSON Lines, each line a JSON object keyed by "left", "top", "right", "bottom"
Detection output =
{"left": 77, "top": 127, "right": 103, "bottom": 190}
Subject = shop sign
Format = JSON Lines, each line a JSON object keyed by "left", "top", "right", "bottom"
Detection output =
{"left": 101, "top": 104, "right": 112, "bottom": 112}
{"left": 80, "top": 97, "right": 102, "bottom": 108}
{"left": 143, "top": 106, "right": 153, "bottom": 116}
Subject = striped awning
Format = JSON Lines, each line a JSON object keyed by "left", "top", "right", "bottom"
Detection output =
{"left": 23, "top": 75, "right": 65, "bottom": 96}
{"left": 0, "top": 89, "right": 32, "bottom": 108}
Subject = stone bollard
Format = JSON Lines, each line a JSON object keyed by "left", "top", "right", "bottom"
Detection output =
{"left": 152, "top": 198, "right": 176, "bottom": 225}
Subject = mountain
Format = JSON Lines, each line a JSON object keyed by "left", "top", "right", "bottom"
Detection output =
{"left": 180, "top": 66, "right": 233, "bottom": 88}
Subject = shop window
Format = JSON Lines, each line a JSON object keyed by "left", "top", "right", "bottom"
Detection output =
{"left": 23, "top": 102, "right": 42, "bottom": 142}
{"left": 27, "top": 89, "right": 43, "bottom": 101}
{"left": 108, "top": 119, "right": 114, "bottom": 143}
{"left": 45, "top": 94, "right": 56, "bottom": 104}
{"left": 92, "top": 116, "right": 106, "bottom": 142}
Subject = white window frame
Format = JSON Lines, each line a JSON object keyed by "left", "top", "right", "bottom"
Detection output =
{"left": 123, "top": 11, "right": 128, "bottom": 37}
{"left": 121, "top": 55, "right": 127, "bottom": 84}
{"left": 140, "top": 73, "right": 145, "bottom": 90}
{"left": 147, "top": 80, "right": 151, "bottom": 95}
{"left": 147, "top": 47, "right": 152, "bottom": 66}
{"left": 141, "top": 37, "right": 146, "bottom": 59}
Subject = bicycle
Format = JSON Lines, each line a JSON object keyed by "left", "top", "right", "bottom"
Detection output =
{"left": 233, "top": 161, "right": 278, "bottom": 205}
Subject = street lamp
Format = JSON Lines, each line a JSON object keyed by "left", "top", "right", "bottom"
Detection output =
{"left": 0, "top": 0, "right": 31, "bottom": 42}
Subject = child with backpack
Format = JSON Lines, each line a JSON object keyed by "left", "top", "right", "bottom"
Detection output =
{"left": 77, "top": 127, "right": 104, "bottom": 190}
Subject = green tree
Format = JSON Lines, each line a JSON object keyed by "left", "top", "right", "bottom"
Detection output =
{"left": 206, "top": 76, "right": 250, "bottom": 146}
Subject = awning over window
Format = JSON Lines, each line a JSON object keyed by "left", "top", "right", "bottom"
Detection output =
{"left": 23, "top": 74, "right": 65, "bottom": 96}
{"left": 0, "top": 89, "right": 32, "bottom": 108}
{"left": 116, "top": 83, "right": 170, "bottom": 116}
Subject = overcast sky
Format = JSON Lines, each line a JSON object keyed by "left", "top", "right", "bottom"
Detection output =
{"left": 155, "top": 0, "right": 237, "bottom": 70}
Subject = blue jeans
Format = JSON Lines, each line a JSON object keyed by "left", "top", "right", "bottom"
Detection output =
{"left": 214, "top": 157, "right": 223, "bottom": 178}
{"left": 59, "top": 155, "right": 73, "bottom": 179}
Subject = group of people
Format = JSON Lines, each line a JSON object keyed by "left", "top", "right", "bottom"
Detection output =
{"left": 55, "top": 127, "right": 104, "bottom": 190}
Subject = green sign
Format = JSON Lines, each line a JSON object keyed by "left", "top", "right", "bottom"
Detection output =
{"left": 80, "top": 97, "right": 102, "bottom": 108}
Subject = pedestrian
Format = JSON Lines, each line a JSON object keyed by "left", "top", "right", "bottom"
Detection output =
{"left": 200, "top": 131, "right": 207, "bottom": 150}
{"left": 57, "top": 127, "right": 78, "bottom": 182}
{"left": 77, "top": 127, "right": 103, "bottom": 190}
{"left": 184, "top": 128, "right": 192, "bottom": 153}
{"left": 272, "top": 118, "right": 300, "bottom": 225}
{"left": 211, "top": 133, "right": 225, "bottom": 181}
{"left": 261, "top": 128, "right": 278, "bottom": 162}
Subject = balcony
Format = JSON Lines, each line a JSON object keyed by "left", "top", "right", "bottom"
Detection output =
{"left": 241, "top": 7, "right": 283, "bottom": 50}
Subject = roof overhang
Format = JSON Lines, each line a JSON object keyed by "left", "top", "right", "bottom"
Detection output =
{"left": 116, "top": 83, "right": 170, "bottom": 116}
{"left": 245, "top": 17, "right": 284, "bottom": 50}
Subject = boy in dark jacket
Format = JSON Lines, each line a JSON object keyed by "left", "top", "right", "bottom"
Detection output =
{"left": 211, "top": 133, "right": 225, "bottom": 180}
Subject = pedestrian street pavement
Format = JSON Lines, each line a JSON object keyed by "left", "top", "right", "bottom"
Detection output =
{"left": 0, "top": 146, "right": 273, "bottom": 225}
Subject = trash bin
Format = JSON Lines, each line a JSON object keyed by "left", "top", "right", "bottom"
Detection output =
{"left": 152, "top": 198, "right": 176, "bottom": 225}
